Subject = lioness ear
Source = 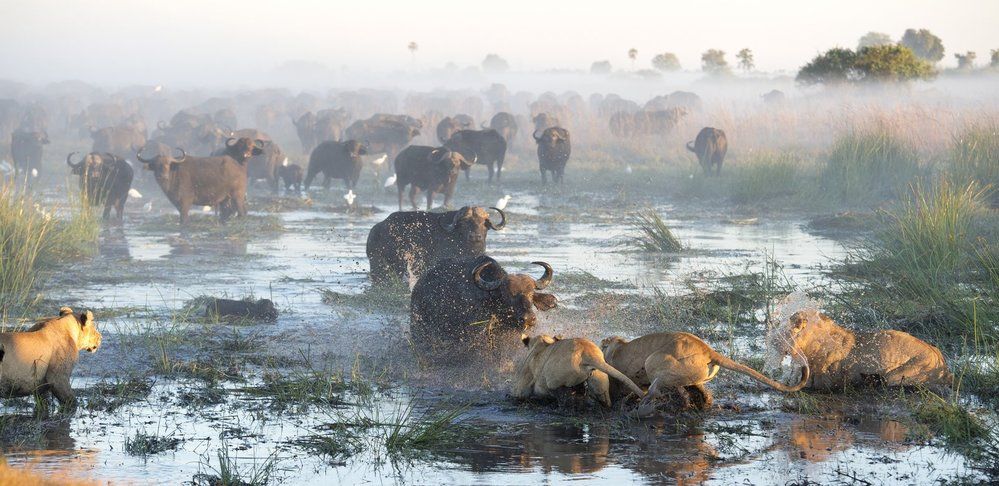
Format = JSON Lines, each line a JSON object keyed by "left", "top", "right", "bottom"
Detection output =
{"left": 521, "top": 334, "right": 531, "bottom": 347}
{"left": 80, "top": 310, "right": 94, "bottom": 327}
{"left": 59, "top": 307, "right": 74, "bottom": 317}
{"left": 789, "top": 312, "right": 807, "bottom": 333}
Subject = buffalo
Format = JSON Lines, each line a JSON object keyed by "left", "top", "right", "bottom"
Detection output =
{"left": 66, "top": 152, "right": 134, "bottom": 221}
{"left": 609, "top": 108, "right": 686, "bottom": 138}
{"left": 762, "top": 89, "right": 787, "bottom": 105}
{"left": 394, "top": 145, "right": 472, "bottom": 210}
{"left": 10, "top": 129, "right": 49, "bottom": 182}
{"left": 90, "top": 126, "right": 146, "bottom": 158}
{"left": 436, "top": 115, "right": 474, "bottom": 143}
{"left": 344, "top": 117, "right": 419, "bottom": 159}
{"left": 532, "top": 113, "right": 559, "bottom": 133}
{"left": 214, "top": 133, "right": 284, "bottom": 193}
{"left": 136, "top": 139, "right": 257, "bottom": 224}
{"left": 292, "top": 111, "right": 318, "bottom": 152}
{"left": 444, "top": 129, "right": 507, "bottom": 182}
{"left": 484, "top": 112, "right": 517, "bottom": 149}
{"left": 687, "top": 127, "right": 728, "bottom": 176}
{"left": 534, "top": 127, "right": 571, "bottom": 184}
{"left": 277, "top": 164, "right": 304, "bottom": 193}
{"left": 304, "top": 140, "right": 368, "bottom": 190}
{"left": 409, "top": 256, "right": 556, "bottom": 361}
{"left": 366, "top": 206, "right": 506, "bottom": 285}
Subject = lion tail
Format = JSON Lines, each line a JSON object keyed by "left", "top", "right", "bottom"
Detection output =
{"left": 590, "top": 360, "right": 646, "bottom": 398}
{"left": 710, "top": 350, "right": 809, "bottom": 393}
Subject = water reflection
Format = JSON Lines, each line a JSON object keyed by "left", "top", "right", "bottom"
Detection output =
{"left": 98, "top": 228, "right": 130, "bottom": 260}
{"left": 166, "top": 235, "right": 248, "bottom": 258}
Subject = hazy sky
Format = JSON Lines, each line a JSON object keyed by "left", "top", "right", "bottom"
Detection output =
{"left": 2, "top": 0, "right": 997, "bottom": 85}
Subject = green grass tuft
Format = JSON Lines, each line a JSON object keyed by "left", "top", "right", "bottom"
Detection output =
{"left": 821, "top": 126, "right": 922, "bottom": 204}
{"left": 629, "top": 210, "right": 683, "bottom": 252}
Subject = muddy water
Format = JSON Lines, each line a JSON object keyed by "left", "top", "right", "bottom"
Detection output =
{"left": 2, "top": 177, "right": 981, "bottom": 484}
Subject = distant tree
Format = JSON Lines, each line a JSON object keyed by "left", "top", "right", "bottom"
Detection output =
{"left": 737, "top": 48, "right": 755, "bottom": 72}
{"left": 900, "top": 28, "right": 945, "bottom": 63}
{"left": 628, "top": 48, "right": 638, "bottom": 69}
{"left": 651, "top": 52, "right": 681, "bottom": 72}
{"left": 853, "top": 45, "right": 936, "bottom": 82}
{"left": 701, "top": 49, "right": 730, "bottom": 76}
{"left": 954, "top": 51, "right": 977, "bottom": 70}
{"left": 796, "top": 48, "right": 859, "bottom": 85}
{"left": 590, "top": 60, "right": 612, "bottom": 74}
{"left": 858, "top": 32, "right": 893, "bottom": 50}
{"left": 992, "top": 49, "right": 999, "bottom": 68}
{"left": 482, "top": 54, "right": 510, "bottom": 73}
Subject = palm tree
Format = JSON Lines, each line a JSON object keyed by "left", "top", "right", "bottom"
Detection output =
{"left": 628, "top": 48, "right": 638, "bottom": 69}
{"left": 408, "top": 41, "right": 418, "bottom": 67}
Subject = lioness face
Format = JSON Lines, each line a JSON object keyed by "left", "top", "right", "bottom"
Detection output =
{"left": 599, "top": 336, "right": 627, "bottom": 357}
{"left": 77, "top": 310, "right": 102, "bottom": 353}
{"left": 521, "top": 333, "right": 559, "bottom": 353}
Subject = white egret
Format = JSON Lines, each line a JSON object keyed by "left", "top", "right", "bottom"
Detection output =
{"left": 384, "top": 173, "right": 397, "bottom": 187}
{"left": 372, "top": 154, "right": 387, "bottom": 166}
{"left": 344, "top": 189, "right": 357, "bottom": 206}
{"left": 495, "top": 194, "right": 511, "bottom": 210}
{"left": 625, "top": 165, "right": 633, "bottom": 174}
{"left": 128, "top": 189, "right": 143, "bottom": 199}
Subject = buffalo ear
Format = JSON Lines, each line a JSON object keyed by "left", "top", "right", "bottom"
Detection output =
{"left": 532, "top": 293, "right": 557, "bottom": 311}
{"left": 252, "top": 148, "right": 264, "bottom": 156}
{"left": 521, "top": 334, "right": 531, "bottom": 347}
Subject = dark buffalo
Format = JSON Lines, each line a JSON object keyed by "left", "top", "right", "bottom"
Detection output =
{"left": 532, "top": 113, "right": 559, "bottom": 133}
{"left": 445, "top": 129, "right": 507, "bottom": 182}
{"left": 213, "top": 108, "right": 239, "bottom": 130}
{"left": 90, "top": 126, "right": 146, "bottom": 158}
{"left": 609, "top": 109, "right": 686, "bottom": 138}
{"left": 687, "top": 127, "right": 728, "bottom": 176}
{"left": 10, "top": 129, "right": 49, "bottom": 181}
{"left": 484, "top": 112, "right": 518, "bottom": 149}
{"left": 534, "top": 127, "right": 571, "bottom": 184}
{"left": 277, "top": 164, "right": 304, "bottom": 193}
{"left": 315, "top": 108, "right": 350, "bottom": 143}
{"left": 292, "top": 111, "right": 318, "bottom": 152}
{"left": 66, "top": 151, "right": 134, "bottom": 221}
{"left": 212, "top": 135, "right": 281, "bottom": 193}
{"left": 409, "top": 255, "right": 556, "bottom": 361}
{"left": 436, "top": 116, "right": 472, "bottom": 144}
{"left": 304, "top": 140, "right": 368, "bottom": 190}
{"left": 394, "top": 145, "right": 472, "bottom": 210}
{"left": 762, "top": 89, "right": 786, "bottom": 105}
{"left": 205, "top": 298, "right": 277, "bottom": 322}
{"left": 344, "top": 118, "right": 419, "bottom": 158}
{"left": 366, "top": 206, "right": 506, "bottom": 285}
{"left": 136, "top": 139, "right": 256, "bottom": 225}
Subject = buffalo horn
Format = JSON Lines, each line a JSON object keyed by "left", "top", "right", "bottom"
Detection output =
{"left": 66, "top": 151, "right": 83, "bottom": 169}
{"left": 532, "top": 261, "right": 553, "bottom": 289}
{"left": 473, "top": 261, "right": 502, "bottom": 291}
{"left": 486, "top": 207, "right": 506, "bottom": 230}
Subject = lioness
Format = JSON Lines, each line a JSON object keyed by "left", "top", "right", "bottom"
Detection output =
{"left": 512, "top": 334, "right": 645, "bottom": 408}
{"left": 0, "top": 307, "right": 102, "bottom": 415}
{"left": 766, "top": 309, "right": 953, "bottom": 393}
{"left": 602, "top": 332, "right": 809, "bottom": 414}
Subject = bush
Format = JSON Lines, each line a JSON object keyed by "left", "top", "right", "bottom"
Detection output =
{"left": 730, "top": 152, "right": 802, "bottom": 203}
{"left": 821, "top": 127, "right": 921, "bottom": 204}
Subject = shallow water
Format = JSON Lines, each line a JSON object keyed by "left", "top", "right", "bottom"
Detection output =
{"left": 2, "top": 176, "right": 983, "bottom": 484}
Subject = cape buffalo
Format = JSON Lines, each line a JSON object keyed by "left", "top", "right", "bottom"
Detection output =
{"left": 344, "top": 118, "right": 419, "bottom": 159}
{"left": 66, "top": 152, "right": 134, "bottom": 221}
{"left": 687, "top": 127, "right": 728, "bottom": 176}
{"left": 11, "top": 129, "right": 49, "bottom": 182}
{"left": 277, "top": 164, "right": 304, "bottom": 193}
{"left": 532, "top": 113, "right": 559, "bottom": 133}
{"left": 366, "top": 206, "right": 506, "bottom": 286}
{"left": 409, "top": 256, "right": 556, "bottom": 361}
{"left": 610, "top": 109, "right": 686, "bottom": 138}
{"left": 214, "top": 133, "right": 283, "bottom": 193}
{"left": 394, "top": 145, "right": 472, "bottom": 210}
{"left": 90, "top": 126, "right": 146, "bottom": 158}
{"left": 136, "top": 140, "right": 255, "bottom": 225}
{"left": 292, "top": 111, "right": 318, "bottom": 152}
{"left": 484, "top": 112, "right": 517, "bottom": 149}
{"left": 304, "top": 140, "right": 368, "bottom": 190}
{"left": 534, "top": 127, "right": 571, "bottom": 184}
{"left": 444, "top": 129, "right": 507, "bottom": 182}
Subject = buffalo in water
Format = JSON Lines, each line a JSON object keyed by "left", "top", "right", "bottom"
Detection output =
{"left": 66, "top": 152, "right": 134, "bottom": 221}
{"left": 10, "top": 129, "right": 49, "bottom": 182}
{"left": 366, "top": 206, "right": 506, "bottom": 286}
{"left": 304, "top": 140, "right": 368, "bottom": 190}
{"left": 687, "top": 127, "right": 728, "bottom": 176}
{"left": 213, "top": 131, "right": 285, "bottom": 193}
{"left": 436, "top": 115, "right": 475, "bottom": 143}
{"left": 409, "top": 256, "right": 556, "bottom": 363}
{"left": 445, "top": 129, "right": 507, "bottom": 182}
{"left": 136, "top": 138, "right": 260, "bottom": 225}
{"left": 534, "top": 127, "right": 571, "bottom": 184}
{"left": 394, "top": 145, "right": 472, "bottom": 210}
{"left": 278, "top": 164, "right": 304, "bottom": 193}
{"left": 344, "top": 116, "right": 419, "bottom": 159}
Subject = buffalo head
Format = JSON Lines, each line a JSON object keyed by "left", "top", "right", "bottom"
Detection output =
{"left": 429, "top": 147, "right": 472, "bottom": 176}
{"left": 225, "top": 137, "right": 264, "bottom": 161}
{"left": 136, "top": 146, "right": 187, "bottom": 185}
{"left": 473, "top": 260, "right": 556, "bottom": 330}
{"left": 440, "top": 206, "right": 505, "bottom": 251}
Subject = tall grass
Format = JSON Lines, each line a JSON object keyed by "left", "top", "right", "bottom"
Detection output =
{"left": 730, "top": 151, "right": 802, "bottom": 203}
{"left": 0, "top": 183, "right": 98, "bottom": 316}
{"left": 843, "top": 180, "right": 997, "bottom": 337}
{"left": 950, "top": 122, "right": 999, "bottom": 201}
{"left": 822, "top": 126, "right": 921, "bottom": 204}
{"left": 629, "top": 210, "right": 683, "bottom": 252}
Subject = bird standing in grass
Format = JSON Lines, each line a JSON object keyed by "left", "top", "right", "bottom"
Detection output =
{"left": 495, "top": 194, "right": 511, "bottom": 210}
